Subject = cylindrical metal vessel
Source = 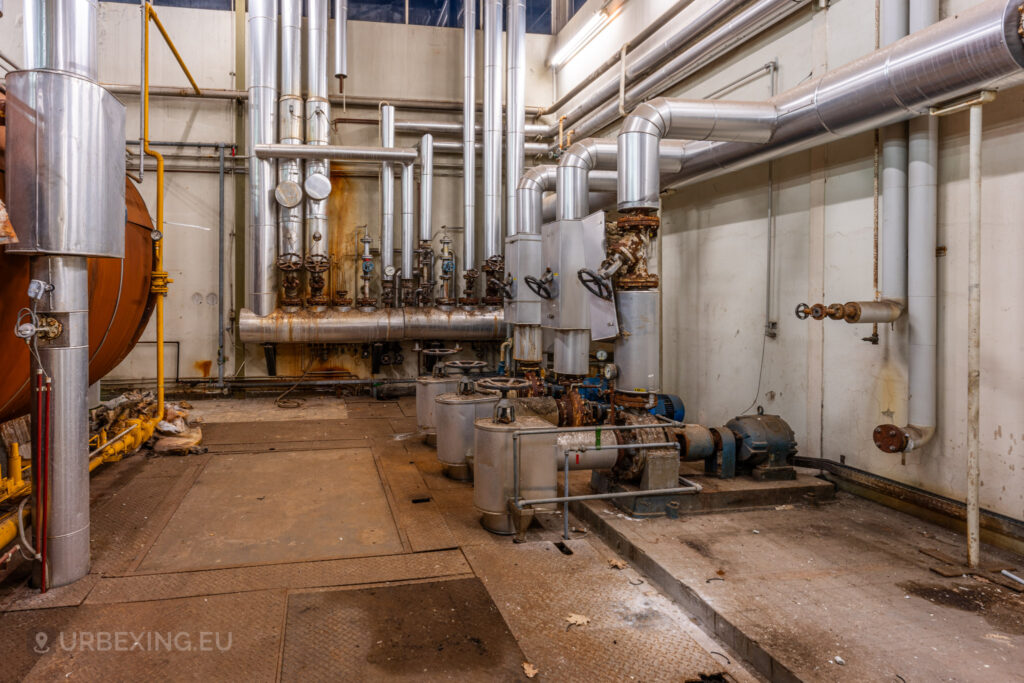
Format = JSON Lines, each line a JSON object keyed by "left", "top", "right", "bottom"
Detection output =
{"left": 473, "top": 416, "right": 556, "bottom": 534}
{"left": 435, "top": 390, "right": 500, "bottom": 480}
{"left": 24, "top": 0, "right": 98, "bottom": 78}
{"left": 416, "top": 376, "right": 460, "bottom": 445}
{"left": 554, "top": 330, "right": 590, "bottom": 376}
{"left": 5, "top": 70, "right": 125, "bottom": 258}
{"left": 615, "top": 290, "right": 661, "bottom": 393}
{"left": 556, "top": 430, "right": 620, "bottom": 470}
{"left": 513, "top": 324, "right": 542, "bottom": 363}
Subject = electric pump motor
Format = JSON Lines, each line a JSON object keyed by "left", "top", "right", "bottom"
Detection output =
{"left": 725, "top": 413, "right": 798, "bottom": 480}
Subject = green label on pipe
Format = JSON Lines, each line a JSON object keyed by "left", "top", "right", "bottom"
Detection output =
{"left": 595, "top": 428, "right": 601, "bottom": 448}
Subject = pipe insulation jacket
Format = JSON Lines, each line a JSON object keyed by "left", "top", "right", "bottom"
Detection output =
{"left": 305, "top": 0, "right": 331, "bottom": 264}
{"left": 463, "top": 0, "right": 477, "bottom": 272}
{"left": 419, "top": 134, "right": 434, "bottom": 242}
{"left": 381, "top": 104, "right": 396, "bottom": 275}
{"left": 506, "top": 0, "right": 526, "bottom": 236}
{"left": 401, "top": 161, "right": 415, "bottom": 278}
{"left": 277, "top": 0, "right": 304, "bottom": 265}
{"left": 239, "top": 307, "right": 507, "bottom": 343}
{"left": 483, "top": 0, "right": 503, "bottom": 258}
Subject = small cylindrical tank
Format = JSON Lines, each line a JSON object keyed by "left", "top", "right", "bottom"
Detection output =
{"left": 473, "top": 415, "right": 556, "bottom": 535}
{"left": 415, "top": 359, "right": 487, "bottom": 445}
{"left": 435, "top": 387, "right": 499, "bottom": 481}
{"left": 615, "top": 289, "right": 660, "bottom": 392}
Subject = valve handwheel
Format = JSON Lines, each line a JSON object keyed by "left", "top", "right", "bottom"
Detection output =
{"left": 794, "top": 302, "right": 810, "bottom": 320}
{"left": 446, "top": 359, "right": 488, "bottom": 373}
{"left": 422, "top": 347, "right": 458, "bottom": 356}
{"left": 524, "top": 274, "right": 553, "bottom": 300}
{"left": 489, "top": 277, "right": 514, "bottom": 300}
{"left": 476, "top": 376, "right": 531, "bottom": 396}
{"left": 577, "top": 268, "right": 614, "bottom": 301}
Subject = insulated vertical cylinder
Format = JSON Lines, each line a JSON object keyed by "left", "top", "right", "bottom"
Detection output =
{"left": 615, "top": 290, "right": 661, "bottom": 393}
{"left": 381, "top": 104, "right": 396, "bottom": 276}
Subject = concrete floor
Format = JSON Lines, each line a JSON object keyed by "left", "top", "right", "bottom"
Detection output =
{"left": 2, "top": 394, "right": 1022, "bottom": 681}
{"left": 0, "top": 394, "right": 755, "bottom": 682}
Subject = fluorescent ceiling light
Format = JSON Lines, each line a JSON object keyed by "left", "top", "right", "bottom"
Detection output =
{"left": 549, "top": 8, "right": 614, "bottom": 69}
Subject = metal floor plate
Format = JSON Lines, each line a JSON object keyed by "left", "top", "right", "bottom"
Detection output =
{"left": 279, "top": 577, "right": 525, "bottom": 681}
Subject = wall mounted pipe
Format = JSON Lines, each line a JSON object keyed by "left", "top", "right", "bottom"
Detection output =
{"left": 464, "top": 0, "right": 477, "bottom": 273}
{"left": 419, "top": 134, "right": 434, "bottom": 242}
{"left": 483, "top": 0, "right": 504, "bottom": 258}
{"left": 880, "top": 0, "right": 909, "bottom": 307}
{"left": 380, "top": 105, "right": 396, "bottom": 277}
{"left": 567, "top": 0, "right": 810, "bottom": 143}
{"left": 433, "top": 140, "right": 549, "bottom": 156}
{"left": 277, "top": 0, "right": 304, "bottom": 267}
{"left": 506, "top": 0, "right": 526, "bottom": 237}
{"left": 238, "top": 306, "right": 506, "bottom": 343}
{"left": 651, "top": 0, "right": 1024, "bottom": 197}
{"left": 305, "top": 0, "right": 331, "bottom": 271}
{"left": 618, "top": 99, "right": 779, "bottom": 211}
{"left": 255, "top": 143, "right": 418, "bottom": 162}
{"left": 556, "top": 138, "right": 617, "bottom": 221}
{"left": 246, "top": 0, "right": 279, "bottom": 316}
{"left": 517, "top": 165, "right": 557, "bottom": 236}
{"left": 332, "top": 0, "right": 348, "bottom": 86}
{"left": 401, "top": 161, "right": 416, "bottom": 278}
{"left": 396, "top": 121, "right": 549, "bottom": 137}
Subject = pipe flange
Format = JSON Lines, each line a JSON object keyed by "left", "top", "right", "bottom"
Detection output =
{"left": 304, "top": 172, "right": 332, "bottom": 201}
{"left": 873, "top": 424, "right": 909, "bottom": 453}
{"left": 275, "top": 180, "right": 304, "bottom": 208}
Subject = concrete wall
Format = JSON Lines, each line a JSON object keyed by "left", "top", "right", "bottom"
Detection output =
{"left": 550, "top": 0, "right": 1024, "bottom": 523}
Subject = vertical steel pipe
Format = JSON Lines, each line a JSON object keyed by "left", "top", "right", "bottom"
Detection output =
{"left": 333, "top": 0, "right": 348, "bottom": 85}
{"left": 463, "top": 0, "right": 477, "bottom": 273}
{"left": 506, "top": 0, "right": 526, "bottom": 236}
{"left": 483, "top": 0, "right": 503, "bottom": 258}
{"left": 966, "top": 102, "right": 983, "bottom": 568}
{"left": 880, "top": 0, "right": 908, "bottom": 305}
{"left": 381, "top": 104, "right": 396, "bottom": 277}
{"left": 401, "top": 161, "right": 416, "bottom": 278}
{"left": 420, "top": 134, "right": 434, "bottom": 242}
{"left": 24, "top": 0, "right": 98, "bottom": 78}
{"left": 278, "top": 0, "right": 304, "bottom": 267}
{"left": 305, "top": 0, "right": 331, "bottom": 268}
{"left": 247, "top": 0, "right": 279, "bottom": 316}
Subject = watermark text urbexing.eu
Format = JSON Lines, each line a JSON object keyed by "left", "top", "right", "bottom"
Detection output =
{"left": 32, "top": 630, "right": 233, "bottom": 654}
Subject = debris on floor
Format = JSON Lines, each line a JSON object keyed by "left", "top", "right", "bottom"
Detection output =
{"left": 153, "top": 400, "right": 205, "bottom": 455}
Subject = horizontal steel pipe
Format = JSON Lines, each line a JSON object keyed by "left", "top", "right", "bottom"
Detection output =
{"left": 238, "top": 306, "right": 506, "bottom": 343}
{"left": 255, "top": 143, "right": 417, "bottom": 162}
{"left": 396, "top": 120, "right": 549, "bottom": 136}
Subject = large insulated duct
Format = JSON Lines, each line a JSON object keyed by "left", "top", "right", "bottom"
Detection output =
{"left": 247, "top": 0, "right": 279, "bottom": 316}
{"left": 305, "top": 0, "right": 331, "bottom": 305}
{"left": 381, "top": 104, "right": 397, "bottom": 280}
{"left": 506, "top": 0, "right": 526, "bottom": 237}
{"left": 8, "top": 0, "right": 126, "bottom": 587}
{"left": 483, "top": 0, "right": 503, "bottom": 258}
{"left": 463, "top": 0, "right": 477, "bottom": 278}
{"left": 239, "top": 307, "right": 506, "bottom": 343}
{"left": 332, "top": 0, "right": 348, "bottom": 87}
{"left": 277, "top": 0, "right": 304, "bottom": 271}
{"left": 568, "top": 0, "right": 810, "bottom": 142}
{"left": 256, "top": 144, "right": 418, "bottom": 162}
{"left": 420, "top": 134, "right": 434, "bottom": 242}
{"left": 632, "top": 0, "right": 1024, "bottom": 206}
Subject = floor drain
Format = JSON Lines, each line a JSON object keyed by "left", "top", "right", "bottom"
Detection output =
{"left": 411, "top": 497, "right": 432, "bottom": 504}
{"left": 553, "top": 541, "right": 573, "bottom": 555}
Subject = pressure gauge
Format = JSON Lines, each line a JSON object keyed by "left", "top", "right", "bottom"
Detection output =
{"left": 595, "top": 349, "right": 608, "bottom": 361}
{"left": 603, "top": 363, "right": 618, "bottom": 380}
{"left": 384, "top": 265, "right": 396, "bottom": 279}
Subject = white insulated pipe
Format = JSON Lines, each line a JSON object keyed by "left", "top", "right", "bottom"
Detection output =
{"left": 247, "top": 0, "right": 279, "bottom": 315}
{"left": 401, "top": 161, "right": 416, "bottom": 278}
{"left": 903, "top": 0, "right": 940, "bottom": 450}
{"left": 464, "top": 0, "right": 477, "bottom": 272}
{"left": 506, "top": 0, "right": 526, "bottom": 237}
{"left": 483, "top": 0, "right": 503, "bottom": 258}
{"left": 420, "top": 134, "right": 434, "bottom": 242}
{"left": 277, "top": 0, "right": 304, "bottom": 267}
{"left": 381, "top": 104, "right": 396, "bottom": 277}
{"left": 880, "top": 0, "right": 909, "bottom": 305}
{"left": 305, "top": 0, "right": 331, "bottom": 266}
{"left": 966, "top": 101, "right": 983, "bottom": 568}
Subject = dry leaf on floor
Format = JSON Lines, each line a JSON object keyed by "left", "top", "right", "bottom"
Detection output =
{"left": 565, "top": 613, "right": 590, "bottom": 630}
{"left": 608, "top": 558, "right": 628, "bottom": 570}
{"left": 522, "top": 662, "right": 539, "bottom": 678}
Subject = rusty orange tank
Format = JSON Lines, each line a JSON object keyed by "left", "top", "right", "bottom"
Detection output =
{"left": 1, "top": 93, "right": 156, "bottom": 421}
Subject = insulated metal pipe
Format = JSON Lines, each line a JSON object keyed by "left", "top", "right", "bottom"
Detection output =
{"left": 618, "top": 99, "right": 779, "bottom": 211}
{"left": 483, "top": 0, "right": 503, "bottom": 257}
{"left": 517, "top": 165, "right": 557, "bottom": 235}
{"left": 880, "top": 0, "right": 909, "bottom": 305}
{"left": 506, "top": 0, "right": 526, "bottom": 236}
{"left": 24, "top": 0, "right": 98, "bottom": 78}
{"left": 401, "top": 161, "right": 416, "bottom": 278}
{"left": 305, "top": 0, "right": 331, "bottom": 270}
{"left": 556, "top": 138, "right": 617, "bottom": 221}
{"left": 966, "top": 100, "right": 983, "bottom": 568}
{"left": 420, "top": 134, "right": 434, "bottom": 242}
{"left": 569, "top": 0, "right": 810, "bottom": 143}
{"left": 256, "top": 143, "right": 418, "bottom": 162}
{"left": 903, "top": 0, "right": 940, "bottom": 449}
{"left": 654, "top": 0, "right": 1024, "bottom": 197}
{"left": 381, "top": 104, "right": 397, "bottom": 277}
{"left": 332, "top": 0, "right": 348, "bottom": 85}
{"left": 247, "top": 0, "right": 279, "bottom": 316}
{"left": 277, "top": 0, "right": 304, "bottom": 267}
{"left": 434, "top": 139, "right": 549, "bottom": 156}
{"left": 396, "top": 120, "right": 549, "bottom": 136}
{"left": 239, "top": 306, "right": 506, "bottom": 343}
{"left": 464, "top": 0, "right": 477, "bottom": 272}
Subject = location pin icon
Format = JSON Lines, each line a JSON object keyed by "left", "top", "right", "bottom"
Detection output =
{"left": 34, "top": 631, "right": 49, "bottom": 653}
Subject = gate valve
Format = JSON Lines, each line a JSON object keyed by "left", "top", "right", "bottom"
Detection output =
{"left": 524, "top": 269, "right": 554, "bottom": 300}
{"left": 477, "top": 377, "right": 531, "bottom": 424}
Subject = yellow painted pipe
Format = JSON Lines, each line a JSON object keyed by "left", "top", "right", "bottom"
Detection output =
{"left": 95, "top": 4, "right": 200, "bottom": 463}
{"left": 1, "top": 442, "right": 31, "bottom": 504}
{"left": 0, "top": 506, "right": 29, "bottom": 551}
